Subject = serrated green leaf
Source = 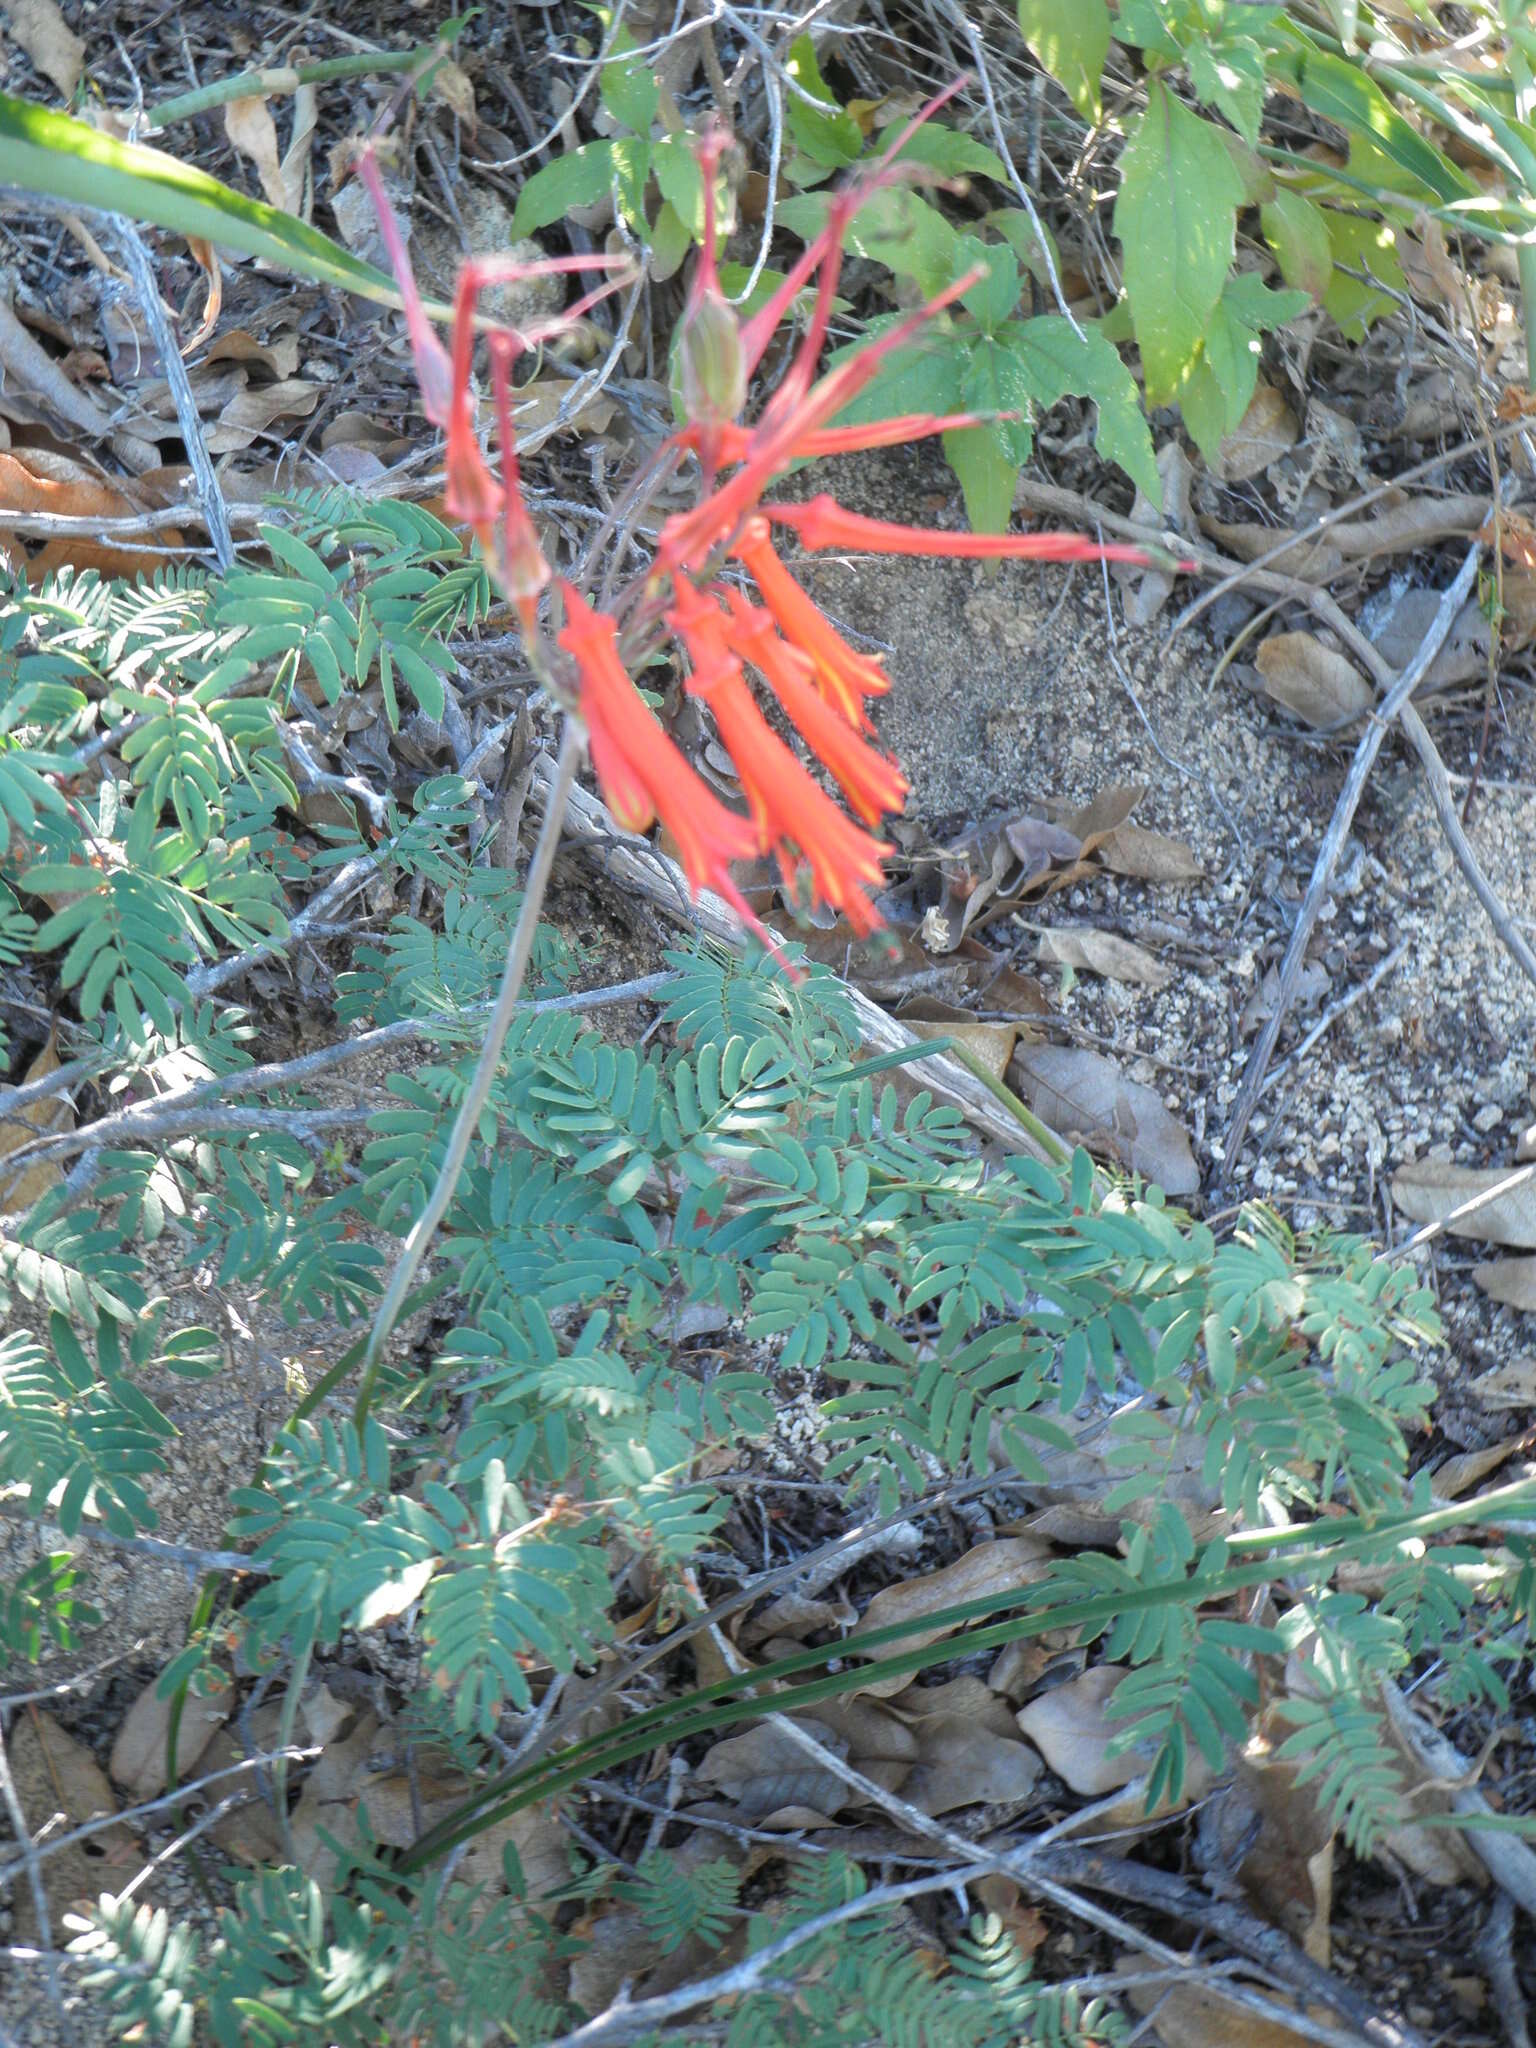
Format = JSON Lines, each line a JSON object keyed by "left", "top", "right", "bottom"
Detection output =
{"left": 599, "top": 23, "right": 659, "bottom": 133}
{"left": 1187, "top": 36, "right": 1266, "bottom": 148}
{"left": 1016, "top": 0, "right": 1110, "bottom": 124}
{"left": 1261, "top": 189, "right": 1334, "bottom": 298}
{"left": 1004, "top": 314, "right": 1159, "bottom": 505}
{"left": 957, "top": 236, "right": 1020, "bottom": 334}
{"left": 1114, "top": 83, "right": 1245, "bottom": 406}
{"left": 509, "top": 141, "right": 616, "bottom": 238}
{"left": 784, "top": 34, "right": 863, "bottom": 169}
{"left": 1322, "top": 210, "right": 1404, "bottom": 339}
{"left": 875, "top": 120, "right": 1008, "bottom": 182}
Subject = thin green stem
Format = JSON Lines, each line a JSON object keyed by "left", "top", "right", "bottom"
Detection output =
{"left": 146, "top": 44, "right": 454, "bottom": 129}
{"left": 351, "top": 719, "right": 583, "bottom": 1425}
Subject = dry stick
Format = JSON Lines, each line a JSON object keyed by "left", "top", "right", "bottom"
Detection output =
{"left": 1480, "top": 1897, "right": 1534, "bottom": 2048}
{"left": 694, "top": 1612, "right": 1411, "bottom": 2048}
{"left": 0, "top": 1723, "right": 74, "bottom": 2043}
{"left": 351, "top": 722, "right": 582, "bottom": 1414}
{"left": 1379, "top": 1680, "right": 1536, "bottom": 1918}
{"left": 1257, "top": 940, "right": 1408, "bottom": 1102}
{"left": 114, "top": 220, "right": 234, "bottom": 572}
{"left": 929, "top": 0, "right": 1085, "bottom": 342}
{"left": 0, "top": 975, "right": 672, "bottom": 1177}
{"left": 1218, "top": 539, "right": 1485, "bottom": 1178}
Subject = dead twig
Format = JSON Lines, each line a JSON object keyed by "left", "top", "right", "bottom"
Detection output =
{"left": 1218, "top": 538, "right": 1485, "bottom": 1178}
{"left": 113, "top": 218, "right": 234, "bottom": 570}
{"left": 1257, "top": 941, "right": 1408, "bottom": 1102}
{"left": 1480, "top": 1896, "right": 1533, "bottom": 2048}
{"left": 0, "top": 1721, "right": 75, "bottom": 2043}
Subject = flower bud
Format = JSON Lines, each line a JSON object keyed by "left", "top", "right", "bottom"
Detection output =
{"left": 674, "top": 285, "right": 747, "bottom": 430}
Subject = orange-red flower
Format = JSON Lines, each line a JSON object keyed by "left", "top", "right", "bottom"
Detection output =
{"left": 667, "top": 582, "right": 892, "bottom": 935}
{"left": 730, "top": 517, "right": 890, "bottom": 735}
{"left": 719, "top": 591, "right": 906, "bottom": 827}
{"left": 764, "top": 494, "right": 1175, "bottom": 566}
{"left": 555, "top": 582, "right": 763, "bottom": 930}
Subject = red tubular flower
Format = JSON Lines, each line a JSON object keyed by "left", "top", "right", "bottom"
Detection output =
{"left": 731, "top": 516, "right": 889, "bottom": 734}
{"left": 556, "top": 582, "right": 763, "bottom": 927}
{"left": 667, "top": 583, "right": 891, "bottom": 935}
{"left": 763, "top": 493, "right": 1186, "bottom": 566}
{"left": 719, "top": 590, "right": 907, "bottom": 827}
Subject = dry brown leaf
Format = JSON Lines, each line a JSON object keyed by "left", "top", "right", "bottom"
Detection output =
{"left": 1391, "top": 1160, "right": 1536, "bottom": 1248}
{"left": 692, "top": 1719, "right": 867, "bottom": 1821}
{"left": 1205, "top": 1715, "right": 1334, "bottom": 1964}
{"left": 1199, "top": 516, "right": 1342, "bottom": 582}
{"left": 899, "top": 1714, "right": 1042, "bottom": 1815}
{"left": 1037, "top": 927, "right": 1172, "bottom": 988}
{"left": 109, "top": 1667, "right": 234, "bottom": 1799}
{"left": 1119, "top": 1958, "right": 1330, "bottom": 2048}
{"left": 206, "top": 376, "right": 321, "bottom": 453}
{"left": 195, "top": 1727, "right": 286, "bottom": 1867}
{"left": 1329, "top": 492, "right": 1488, "bottom": 559}
{"left": 1254, "top": 632, "right": 1373, "bottom": 729}
{"left": 4, "top": 0, "right": 85, "bottom": 98}
{"left": 224, "top": 95, "right": 287, "bottom": 211}
{"left": 1472, "top": 1256, "right": 1536, "bottom": 1311}
{"left": 206, "top": 327, "right": 302, "bottom": 380}
{"left": 1009, "top": 1043, "right": 1199, "bottom": 1194}
{"left": 845, "top": 1538, "right": 1054, "bottom": 1699}
{"left": 429, "top": 52, "right": 477, "bottom": 127}
{"left": 1015, "top": 1666, "right": 1145, "bottom": 1795}
{"left": 1470, "top": 1357, "right": 1536, "bottom": 1408}
{"left": 182, "top": 237, "right": 224, "bottom": 354}
{"left": 1430, "top": 1433, "right": 1528, "bottom": 1498}
{"left": 907, "top": 1016, "right": 1018, "bottom": 1081}
{"left": 5, "top": 1711, "right": 137, "bottom": 1944}
{"left": 1216, "top": 383, "right": 1299, "bottom": 484}
{"left": 1097, "top": 822, "right": 1203, "bottom": 885}
{"left": 0, "top": 1031, "right": 72, "bottom": 1213}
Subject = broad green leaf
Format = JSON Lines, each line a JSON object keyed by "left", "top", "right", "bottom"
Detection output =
{"left": 1261, "top": 189, "right": 1334, "bottom": 298}
{"left": 1005, "top": 314, "right": 1160, "bottom": 505}
{"left": 1322, "top": 210, "right": 1405, "bottom": 338}
{"left": 652, "top": 137, "right": 705, "bottom": 241}
{"left": 1188, "top": 36, "right": 1266, "bottom": 148}
{"left": 942, "top": 421, "right": 1020, "bottom": 538}
{"left": 1113, "top": 84, "right": 1244, "bottom": 406}
{"left": 611, "top": 135, "right": 653, "bottom": 232}
{"left": 784, "top": 35, "right": 862, "bottom": 169}
{"left": 599, "top": 24, "right": 659, "bottom": 134}
{"left": 1016, "top": 0, "right": 1110, "bottom": 123}
{"left": 874, "top": 121, "right": 1008, "bottom": 183}
{"left": 509, "top": 140, "right": 617, "bottom": 238}
{"left": 648, "top": 198, "right": 692, "bottom": 282}
{"left": 0, "top": 92, "right": 395, "bottom": 302}
{"left": 956, "top": 236, "right": 1020, "bottom": 334}
{"left": 961, "top": 335, "right": 1036, "bottom": 470}
{"left": 985, "top": 206, "right": 1062, "bottom": 292}
{"left": 780, "top": 186, "right": 959, "bottom": 299}
{"left": 824, "top": 318, "right": 968, "bottom": 433}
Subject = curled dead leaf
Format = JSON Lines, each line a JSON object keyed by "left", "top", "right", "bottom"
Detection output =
{"left": 0, "top": 1031, "right": 73, "bottom": 1214}
{"left": 1009, "top": 1043, "right": 1199, "bottom": 1194}
{"left": 1254, "top": 632, "right": 1373, "bottom": 729}
{"left": 109, "top": 1666, "right": 234, "bottom": 1799}
{"left": 845, "top": 1538, "right": 1054, "bottom": 1698}
{"left": 1037, "top": 927, "right": 1171, "bottom": 988}
{"left": 1391, "top": 1159, "right": 1536, "bottom": 1248}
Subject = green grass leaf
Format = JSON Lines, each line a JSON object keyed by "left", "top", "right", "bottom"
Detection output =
{"left": 0, "top": 92, "right": 395, "bottom": 302}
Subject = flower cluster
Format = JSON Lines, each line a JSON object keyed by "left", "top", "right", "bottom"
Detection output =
{"left": 359, "top": 109, "right": 1162, "bottom": 945}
